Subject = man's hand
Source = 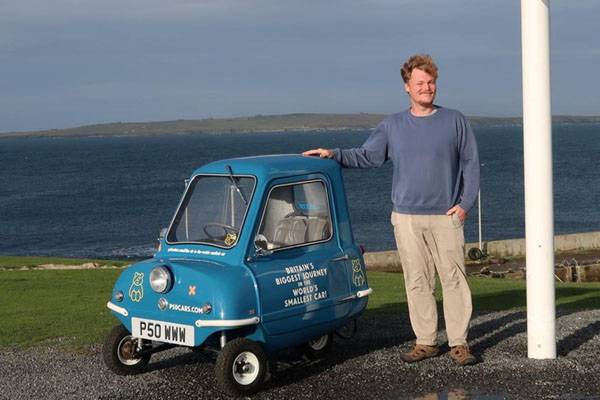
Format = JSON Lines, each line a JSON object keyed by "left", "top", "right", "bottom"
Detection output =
{"left": 302, "top": 148, "right": 334, "bottom": 159}
{"left": 446, "top": 205, "right": 467, "bottom": 222}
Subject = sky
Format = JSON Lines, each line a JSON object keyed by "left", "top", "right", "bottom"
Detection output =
{"left": 1, "top": 0, "right": 599, "bottom": 132}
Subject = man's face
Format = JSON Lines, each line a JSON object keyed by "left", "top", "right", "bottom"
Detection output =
{"left": 404, "top": 68, "right": 436, "bottom": 107}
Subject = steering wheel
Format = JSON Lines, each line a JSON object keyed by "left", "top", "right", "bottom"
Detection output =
{"left": 203, "top": 222, "right": 239, "bottom": 239}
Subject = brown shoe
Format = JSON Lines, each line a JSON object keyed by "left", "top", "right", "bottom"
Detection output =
{"left": 400, "top": 344, "right": 439, "bottom": 363}
{"left": 449, "top": 345, "right": 477, "bottom": 366}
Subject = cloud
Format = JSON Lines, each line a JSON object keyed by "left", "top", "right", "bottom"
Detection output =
{"left": 1, "top": 0, "right": 261, "bottom": 23}
{"left": 2, "top": 0, "right": 511, "bottom": 24}
{"left": 1, "top": 0, "right": 599, "bottom": 131}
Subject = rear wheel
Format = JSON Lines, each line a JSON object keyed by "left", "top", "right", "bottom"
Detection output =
{"left": 103, "top": 324, "right": 151, "bottom": 375}
{"left": 297, "top": 333, "right": 334, "bottom": 360}
{"left": 335, "top": 319, "right": 358, "bottom": 339}
{"left": 215, "top": 338, "right": 267, "bottom": 396}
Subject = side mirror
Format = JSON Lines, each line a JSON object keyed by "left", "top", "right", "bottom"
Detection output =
{"left": 159, "top": 227, "right": 168, "bottom": 240}
{"left": 254, "top": 238, "right": 273, "bottom": 257}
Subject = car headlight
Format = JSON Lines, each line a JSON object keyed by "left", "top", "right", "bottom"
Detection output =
{"left": 150, "top": 266, "right": 172, "bottom": 293}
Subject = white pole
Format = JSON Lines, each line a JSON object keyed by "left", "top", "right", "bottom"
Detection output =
{"left": 478, "top": 190, "right": 482, "bottom": 251}
{"left": 521, "top": 0, "right": 556, "bottom": 359}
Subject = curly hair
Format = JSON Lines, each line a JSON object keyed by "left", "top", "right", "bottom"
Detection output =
{"left": 400, "top": 54, "right": 438, "bottom": 83}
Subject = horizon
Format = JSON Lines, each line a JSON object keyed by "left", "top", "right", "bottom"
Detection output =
{"left": 2, "top": 1, "right": 599, "bottom": 132}
{"left": 3, "top": 112, "right": 600, "bottom": 136}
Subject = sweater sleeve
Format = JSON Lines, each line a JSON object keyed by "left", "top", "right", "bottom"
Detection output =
{"left": 457, "top": 116, "right": 480, "bottom": 213}
{"left": 332, "top": 120, "right": 389, "bottom": 168}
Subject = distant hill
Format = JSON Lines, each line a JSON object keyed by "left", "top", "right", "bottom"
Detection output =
{"left": 2, "top": 113, "right": 600, "bottom": 138}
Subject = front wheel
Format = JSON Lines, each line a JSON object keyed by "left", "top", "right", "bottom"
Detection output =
{"left": 103, "top": 324, "right": 151, "bottom": 375}
{"left": 215, "top": 338, "right": 268, "bottom": 396}
{"left": 297, "top": 333, "right": 334, "bottom": 360}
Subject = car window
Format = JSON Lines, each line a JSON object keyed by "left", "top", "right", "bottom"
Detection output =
{"left": 167, "top": 175, "right": 254, "bottom": 248}
{"left": 257, "top": 180, "right": 332, "bottom": 250}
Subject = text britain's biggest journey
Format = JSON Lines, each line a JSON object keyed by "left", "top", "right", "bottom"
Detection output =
{"left": 274, "top": 262, "right": 329, "bottom": 308}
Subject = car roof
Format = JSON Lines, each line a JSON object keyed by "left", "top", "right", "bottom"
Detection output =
{"left": 193, "top": 154, "right": 341, "bottom": 180}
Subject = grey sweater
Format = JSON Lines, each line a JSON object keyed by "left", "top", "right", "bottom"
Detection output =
{"left": 333, "top": 107, "right": 480, "bottom": 214}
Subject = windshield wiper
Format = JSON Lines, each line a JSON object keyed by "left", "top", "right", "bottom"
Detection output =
{"left": 226, "top": 165, "right": 248, "bottom": 206}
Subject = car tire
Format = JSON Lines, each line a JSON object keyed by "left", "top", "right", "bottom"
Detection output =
{"left": 102, "top": 324, "right": 151, "bottom": 375}
{"left": 468, "top": 247, "right": 484, "bottom": 261}
{"left": 297, "top": 333, "right": 334, "bottom": 360}
{"left": 215, "top": 338, "right": 268, "bottom": 396}
{"left": 335, "top": 319, "right": 358, "bottom": 339}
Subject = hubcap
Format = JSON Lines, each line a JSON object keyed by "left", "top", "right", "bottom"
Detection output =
{"left": 309, "top": 335, "right": 329, "bottom": 351}
{"left": 117, "top": 336, "right": 143, "bottom": 366}
{"left": 232, "top": 351, "right": 260, "bottom": 385}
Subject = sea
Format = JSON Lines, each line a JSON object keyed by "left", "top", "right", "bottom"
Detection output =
{"left": 1, "top": 124, "right": 599, "bottom": 260}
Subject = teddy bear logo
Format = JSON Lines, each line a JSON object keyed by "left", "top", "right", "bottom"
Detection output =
{"left": 352, "top": 259, "right": 365, "bottom": 287}
{"left": 129, "top": 272, "right": 144, "bottom": 302}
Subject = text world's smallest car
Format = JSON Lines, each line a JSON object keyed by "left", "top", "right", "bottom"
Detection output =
{"left": 103, "top": 155, "right": 372, "bottom": 396}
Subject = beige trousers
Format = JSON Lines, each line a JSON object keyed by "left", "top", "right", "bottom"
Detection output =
{"left": 391, "top": 212, "right": 472, "bottom": 347}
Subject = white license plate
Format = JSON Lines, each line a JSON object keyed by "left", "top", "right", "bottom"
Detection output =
{"left": 132, "top": 317, "right": 195, "bottom": 346}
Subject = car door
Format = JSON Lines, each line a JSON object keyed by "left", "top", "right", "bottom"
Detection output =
{"left": 247, "top": 177, "right": 353, "bottom": 336}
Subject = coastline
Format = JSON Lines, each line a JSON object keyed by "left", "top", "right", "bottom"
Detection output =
{"left": 2, "top": 113, "right": 599, "bottom": 139}
{"left": 5, "top": 229, "right": 600, "bottom": 280}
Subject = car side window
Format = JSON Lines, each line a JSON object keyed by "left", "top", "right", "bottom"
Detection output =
{"left": 257, "top": 181, "right": 332, "bottom": 250}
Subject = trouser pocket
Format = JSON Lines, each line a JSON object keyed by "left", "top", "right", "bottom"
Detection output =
{"left": 450, "top": 213, "right": 464, "bottom": 228}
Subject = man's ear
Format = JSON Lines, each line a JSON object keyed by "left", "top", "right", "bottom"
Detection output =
{"left": 404, "top": 82, "right": 410, "bottom": 94}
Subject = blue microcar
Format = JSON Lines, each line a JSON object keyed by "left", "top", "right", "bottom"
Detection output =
{"left": 103, "top": 155, "right": 372, "bottom": 396}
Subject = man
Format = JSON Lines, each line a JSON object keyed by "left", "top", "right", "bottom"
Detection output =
{"left": 302, "top": 54, "right": 479, "bottom": 366}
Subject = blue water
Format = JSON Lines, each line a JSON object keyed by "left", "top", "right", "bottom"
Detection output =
{"left": 1, "top": 124, "right": 599, "bottom": 259}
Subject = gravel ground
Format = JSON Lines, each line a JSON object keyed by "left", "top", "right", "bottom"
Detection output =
{"left": 2, "top": 309, "right": 600, "bottom": 400}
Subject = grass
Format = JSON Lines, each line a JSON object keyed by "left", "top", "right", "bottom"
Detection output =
{"left": 0, "top": 269, "right": 122, "bottom": 348}
{"left": 367, "top": 272, "right": 600, "bottom": 312}
{"left": 1, "top": 269, "right": 600, "bottom": 348}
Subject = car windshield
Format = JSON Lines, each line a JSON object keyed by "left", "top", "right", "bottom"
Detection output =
{"left": 167, "top": 175, "right": 255, "bottom": 248}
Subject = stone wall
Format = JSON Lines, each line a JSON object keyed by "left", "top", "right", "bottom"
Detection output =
{"left": 364, "top": 230, "right": 600, "bottom": 273}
